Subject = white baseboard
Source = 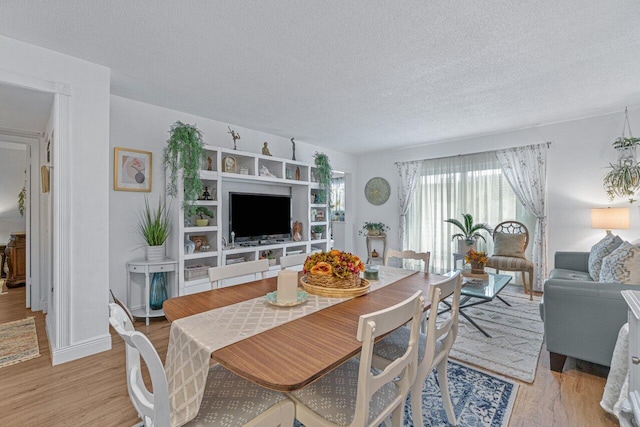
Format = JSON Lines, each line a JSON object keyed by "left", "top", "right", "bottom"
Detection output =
{"left": 50, "top": 332, "right": 112, "bottom": 366}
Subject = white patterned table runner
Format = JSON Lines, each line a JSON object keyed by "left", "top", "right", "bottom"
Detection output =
{"left": 165, "top": 266, "right": 417, "bottom": 426}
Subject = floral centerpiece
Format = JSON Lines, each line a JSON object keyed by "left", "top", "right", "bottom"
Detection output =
{"left": 465, "top": 249, "right": 487, "bottom": 274}
{"left": 303, "top": 250, "right": 366, "bottom": 288}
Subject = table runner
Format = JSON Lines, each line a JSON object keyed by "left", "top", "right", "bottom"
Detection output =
{"left": 165, "top": 266, "right": 417, "bottom": 426}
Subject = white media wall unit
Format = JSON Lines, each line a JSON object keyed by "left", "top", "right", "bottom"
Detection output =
{"left": 168, "top": 145, "right": 331, "bottom": 295}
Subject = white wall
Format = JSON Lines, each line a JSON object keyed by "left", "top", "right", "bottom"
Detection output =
{"left": 0, "top": 143, "right": 27, "bottom": 243}
{"left": 109, "top": 95, "right": 359, "bottom": 307}
{"left": 0, "top": 35, "right": 111, "bottom": 363}
{"left": 355, "top": 106, "right": 640, "bottom": 269}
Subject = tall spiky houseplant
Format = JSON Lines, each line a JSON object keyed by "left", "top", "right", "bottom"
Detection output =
{"left": 444, "top": 213, "right": 492, "bottom": 254}
{"left": 164, "top": 121, "right": 205, "bottom": 218}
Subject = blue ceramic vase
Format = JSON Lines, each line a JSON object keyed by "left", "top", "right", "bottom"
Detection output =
{"left": 150, "top": 272, "right": 167, "bottom": 310}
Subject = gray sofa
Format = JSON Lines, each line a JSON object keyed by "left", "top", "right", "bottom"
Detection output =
{"left": 540, "top": 251, "right": 635, "bottom": 371}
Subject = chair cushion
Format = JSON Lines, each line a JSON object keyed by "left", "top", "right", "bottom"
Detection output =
{"left": 290, "top": 359, "right": 398, "bottom": 426}
{"left": 493, "top": 232, "right": 526, "bottom": 259}
{"left": 373, "top": 325, "right": 443, "bottom": 365}
{"left": 548, "top": 268, "right": 593, "bottom": 282}
{"left": 589, "top": 234, "right": 623, "bottom": 281}
{"left": 599, "top": 242, "right": 640, "bottom": 285}
{"left": 186, "top": 364, "right": 288, "bottom": 426}
{"left": 486, "top": 255, "right": 533, "bottom": 271}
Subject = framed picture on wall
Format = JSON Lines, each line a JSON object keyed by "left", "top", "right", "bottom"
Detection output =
{"left": 114, "top": 147, "right": 152, "bottom": 192}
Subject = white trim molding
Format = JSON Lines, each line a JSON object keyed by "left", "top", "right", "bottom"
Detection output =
{"left": 50, "top": 333, "right": 112, "bottom": 366}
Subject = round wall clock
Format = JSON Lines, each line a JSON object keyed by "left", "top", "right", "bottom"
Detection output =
{"left": 365, "top": 177, "right": 391, "bottom": 205}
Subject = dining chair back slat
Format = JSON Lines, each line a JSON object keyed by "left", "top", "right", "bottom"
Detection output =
{"left": 384, "top": 249, "right": 430, "bottom": 272}
{"left": 279, "top": 253, "right": 309, "bottom": 270}
{"left": 208, "top": 259, "right": 269, "bottom": 289}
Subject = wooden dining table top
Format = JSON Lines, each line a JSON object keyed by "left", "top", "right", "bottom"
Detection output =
{"left": 163, "top": 271, "right": 445, "bottom": 392}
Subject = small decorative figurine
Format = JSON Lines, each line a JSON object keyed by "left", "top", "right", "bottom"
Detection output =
{"left": 230, "top": 231, "right": 236, "bottom": 249}
{"left": 292, "top": 221, "right": 303, "bottom": 242}
{"left": 291, "top": 138, "right": 296, "bottom": 161}
{"left": 228, "top": 126, "right": 241, "bottom": 150}
{"left": 295, "top": 166, "right": 301, "bottom": 180}
{"left": 262, "top": 142, "right": 272, "bottom": 156}
{"left": 201, "top": 186, "right": 213, "bottom": 201}
{"left": 371, "top": 249, "right": 379, "bottom": 258}
{"left": 207, "top": 156, "right": 213, "bottom": 171}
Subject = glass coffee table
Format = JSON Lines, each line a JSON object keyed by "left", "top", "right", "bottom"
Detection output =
{"left": 441, "top": 271, "right": 512, "bottom": 338}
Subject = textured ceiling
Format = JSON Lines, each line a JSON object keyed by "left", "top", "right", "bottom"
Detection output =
{"left": 1, "top": 1, "right": 639, "bottom": 153}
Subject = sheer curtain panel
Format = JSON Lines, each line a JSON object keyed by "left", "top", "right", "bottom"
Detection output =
{"left": 396, "top": 160, "right": 423, "bottom": 250}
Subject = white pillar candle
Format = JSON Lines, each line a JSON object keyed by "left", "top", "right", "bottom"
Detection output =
{"left": 277, "top": 270, "right": 298, "bottom": 303}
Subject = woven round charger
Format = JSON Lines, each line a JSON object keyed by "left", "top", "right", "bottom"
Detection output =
{"left": 300, "top": 276, "right": 370, "bottom": 298}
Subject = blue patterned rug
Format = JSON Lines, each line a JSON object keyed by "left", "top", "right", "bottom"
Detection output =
{"left": 294, "top": 360, "right": 517, "bottom": 427}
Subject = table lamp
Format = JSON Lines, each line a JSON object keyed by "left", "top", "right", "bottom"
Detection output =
{"left": 591, "top": 207, "right": 630, "bottom": 234}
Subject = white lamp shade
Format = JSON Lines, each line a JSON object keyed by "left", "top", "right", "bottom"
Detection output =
{"left": 591, "top": 208, "right": 630, "bottom": 230}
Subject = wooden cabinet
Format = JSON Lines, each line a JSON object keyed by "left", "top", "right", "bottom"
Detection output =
{"left": 5, "top": 231, "right": 26, "bottom": 287}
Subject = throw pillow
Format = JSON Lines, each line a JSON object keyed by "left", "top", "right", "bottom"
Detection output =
{"left": 589, "top": 233, "right": 623, "bottom": 281}
{"left": 600, "top": 242, "right": 640, "bottom": 284}
{"left": 493, "top": 232, "right": 526, "bottom": 259}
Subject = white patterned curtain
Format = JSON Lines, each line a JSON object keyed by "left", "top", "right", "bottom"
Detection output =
{"left": 396, "top": 160, "right": 423, "bottom": 249}
{"left": 496, "top": 143, "right": 549, "bottom": 291}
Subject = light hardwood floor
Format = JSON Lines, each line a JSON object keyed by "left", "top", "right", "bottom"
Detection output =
{"left": 0, "top": 284, "right": 620, "bottom": 426}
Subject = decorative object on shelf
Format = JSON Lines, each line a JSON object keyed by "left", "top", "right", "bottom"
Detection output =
{"left": 286, "top": 169, "right": 293, "bottom": 179}
{"left": 114, "top": 147, "right": 152, "bottom": 192}
{"left": 358, "top": 221, "right": 390, "bottom": 236}
{"left": 313, "top": 192, "right": 324, "bottom": 204}
{"left": 194, "top": 206, "right": 214, "bottom": 226}
{"left": 261, "top": 250, "right": 276, "bottom": 266}
{"left": 206, "top": 156, "right": 213, "bottom": 171}
{"left": 444, "top": 213, "right": 491, "bottom": 254}
{"left": 262, "top": 142, "right": 272, "bottom": 156}
{"left": 149, "top": 272, "right": 167, "bottom": 310}
{"left": 364, "top": 177, "right": 391, "bottom": 205}
{"left": 184, "top": 234, "right": 196, "bottom": 254}
{"left": 259, "top": 165, "right": 276, "bottom": 177}
{"left": 314, "top": 153, "right": 333, "bottom": 214}
{"left": 291, "top": 138, "right": 296, "bottom": 161}
{"left": 465, "top": 249, "right": 487, "bottom": 274}
{"left": 137, "top": 197, "right": 170, "bottom": 261}
{"left": 230, "top": 231, "right": 236, "bottom": 249}
{"left": 292, "top": 221, "right": 303, "bottom": 241}
{"left": 221, "top": 236, "right": 227, "bottom": 249}
{"left": 240, "top": 167, "right": 249, "bottom": 175}
{"left": 184, "top": 264, "right": 208, "bottom": 280}
{"left": 371, "top": 249, "right": 379, "bottom": 258}
{"left": 603, "top": 107, "right": 640, "bottom": 202}
{"left": 190, "top": 235, "right": 206, "bottom": 251}
{"left": 164, "top": 121, "right": 204, "bottom": 217}
{"left": 295, "top": 166, "right": 301, "bottom": 180}
{"left": 222, "top": 155, "right": 237, "bottom": 173}
{"left": 302, "top": 250, "right": 367, "bottom": 293}
{"left": 227, "top": 126, "right": 241, "bottom": 150}
{"left": 17, "top": 170, "right": 26, "bottom": 216}
{"left": 199, "top": 186, "right": 213, "bottom": 201}
{"left": 311, "top": 226, "right": 323, "bottom": 240}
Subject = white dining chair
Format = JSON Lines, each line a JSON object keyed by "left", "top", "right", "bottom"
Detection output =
{"left": 286, "top": 290, "right": 424, "bottom": 427}
{"left": 372, "top": 270, "right": 463, "bottom": 426}
{"left": 384, "top": 249, "right": 431, "bottom": 273}
{"left": 108, "top": 303, "right": 295, "bottom": 427}
{"left": 208, "top": 259, "right": 269, "bottom": 289}
{"left": 279, "top": 253, "right": 309, "bottom": 270}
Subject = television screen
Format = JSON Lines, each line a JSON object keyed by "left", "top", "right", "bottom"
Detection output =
{"left": 230, "top": 193, "right": 291, "bottom": 239}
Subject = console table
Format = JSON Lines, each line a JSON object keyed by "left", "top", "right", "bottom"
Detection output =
{"left": 127, "top": 258, "right": 178, "bottom": 325}
{"left": 5, "top": 232, "right": 26, "bottom": 287}
{"left": 365, "top": 234, "right": 386, "bottom": 264}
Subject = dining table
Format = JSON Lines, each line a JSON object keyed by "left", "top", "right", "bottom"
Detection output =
{"left": 162, "top": 266, "right": 446, "bottom": 426}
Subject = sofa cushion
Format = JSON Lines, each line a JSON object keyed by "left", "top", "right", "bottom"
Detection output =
{"left": 588, "top": 234, "right": 623, "bottom": 281}
{"left": 548, "top": 268, "right": 593, "bottom": 282}
{"left": 600, "top": 242, "right": 640, "bottom": 285}
{"left": 493, "top": 232, "right": 526, "bottom": 259}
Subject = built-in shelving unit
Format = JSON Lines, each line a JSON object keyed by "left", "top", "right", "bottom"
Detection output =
{"left": 168, "top": 145, "right": 332, "bottom": 296}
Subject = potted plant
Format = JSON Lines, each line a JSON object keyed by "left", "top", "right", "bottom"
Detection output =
{"left": 313, "top": 152, "right": 333, "bottom": 214}
{"left": 194, "top": 206, "right": 214, "bottom": 226}
{"left": 164, "top": 121, "right": 205, "bottom": 218}
{"left": 261, "top": 250, "right": 276, "bottom": 266}
{"left": 465, "top": 249, "right": 488, "bottom": 274}
{"left": 444, "top": 213, "right": 492, "bottom": 254}
{"left": 311, "top": 226, "right": 324, "bottom": 240}
{"left": 603, "top": 161, "right": 640, "bottom": 203}
{"left": 137, "top": 197, "right": 171, "bottom": 261}
{"left": 358, "top": 221, "right": 389, "bottom": 236}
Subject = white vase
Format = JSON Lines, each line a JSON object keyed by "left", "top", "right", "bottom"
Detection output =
{"left": 147, "top": 245, "right": 165, "bottom": 261}
{"left": 457, "top": 239, "right": 476, "bottom": 255}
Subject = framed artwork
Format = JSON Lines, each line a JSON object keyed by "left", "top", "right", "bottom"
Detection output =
{"left": 114, "top": 147, "right": 152, "bottom": 192}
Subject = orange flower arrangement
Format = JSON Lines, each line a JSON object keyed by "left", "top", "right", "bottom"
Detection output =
{"left": 303, "top": 250, "right": 365, "bottom": 279}
{"left": 464, "top": 249, "right": 487, "bottom": 264}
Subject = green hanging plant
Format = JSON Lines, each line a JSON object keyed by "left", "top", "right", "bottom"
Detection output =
{"left": 313, "top": 152, "right": 333, "bottom": 211}
{"left": 164, "top": 121, "right": 205, "bottom": 217}
{"left": 18, "top": 185, "right": 26, "bottom": 217}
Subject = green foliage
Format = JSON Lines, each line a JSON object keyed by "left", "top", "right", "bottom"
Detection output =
{"left": 17, "top": 185, "right": 26, "bottom": 217}
{"left": 311, "top": 225, "right": 324, "bottom": 233}
{"left": 358, "top": 221, "right": 389, "bottom": 236}
{"left": 314, "top": 152, "right": 333, "bottom": 209}
{"left": 613, "top": 137, "right": 640, "bottom": 149}
{"left": 603, "top": 162, "right": 640, "bottom": 203}
{"left": 164, "top": 121, "right": 205, "bottom": 217}
{"left": 195, "top": 206, "right": 214, "bottom": 219}
{"left": 444, "top": 213, "right": 492, "bottom": 243}
{"left": 137, "top": 197, "right": 171, "bottom": 246}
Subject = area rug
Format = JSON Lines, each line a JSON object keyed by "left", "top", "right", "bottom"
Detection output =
{"left": 294, "top": 360, "right": 517, "bottom": 427}
{"left": 0, "top": 317, "right": 40, "bottom": 368}
{"left": 442, "top": 291, "right": 544, "bottom": 383}
{"left": 0, "top": 278, "right": 7, "bottom": 295}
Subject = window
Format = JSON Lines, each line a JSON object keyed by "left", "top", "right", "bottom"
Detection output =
{"left": 405, "top": 151, "right": 534, "bottom": 275}
{"left": 331, "top": 173, "right": 345, "bottom": 222}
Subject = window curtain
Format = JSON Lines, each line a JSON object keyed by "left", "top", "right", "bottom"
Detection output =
{"left": 396, "top": 160, "right": 423, "bottom": 250}
{"left": 406, "top": 151, "right": 533, "bottom": 275}
{"left": 496, "top": 143, "right": 548, "bottom": 291}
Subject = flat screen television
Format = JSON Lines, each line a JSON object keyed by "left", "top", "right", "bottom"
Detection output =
{"left": 229, "top": 193, "right": 291, "bottom": 239}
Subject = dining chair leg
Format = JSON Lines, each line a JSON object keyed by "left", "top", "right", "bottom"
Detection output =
{"left": 528, "top": 270, "right": 534, "bottom": 300}
{"left": 392, "top": 404, "right": 403, "bottom": 427}
{"left": 437, "top": 357, "right": 457, "bottom": 426}
{"left": 410, "top": 380, "right": 424, "bottom": 427}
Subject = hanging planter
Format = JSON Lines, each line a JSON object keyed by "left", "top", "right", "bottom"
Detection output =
{"left": 603, "top": 108, "right": 640, "bottom": 203}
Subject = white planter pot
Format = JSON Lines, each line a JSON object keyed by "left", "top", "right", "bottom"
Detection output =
{"left": 457, "top": 239, "right": 476, "bottom": 255}
{"left": 147, "top": 245, "right": 165, "bottom": 261}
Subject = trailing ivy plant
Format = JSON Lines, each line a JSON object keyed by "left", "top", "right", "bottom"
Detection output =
{"left": 164, "top": 121, "right": 205, "bottom": 217}
{"left": 313, "top": 152, "right": 333, "bottom": 211}
{"left": 17, "top": 185, "right": 26, "bottom": 217}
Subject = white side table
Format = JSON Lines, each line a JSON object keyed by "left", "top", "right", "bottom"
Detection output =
{"left": 365, "top": 235, "right": 386, "bottom": 264}
{"left": 127, "top": 258, "right": 178, "bottom": 325}
{"left": 453, "top": 253, "right": 466, "bottom": 270}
